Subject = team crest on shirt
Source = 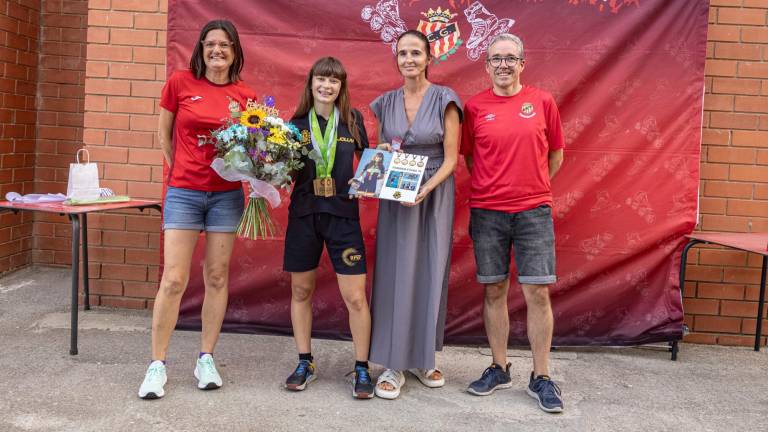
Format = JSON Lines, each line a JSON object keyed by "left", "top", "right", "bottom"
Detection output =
{"left": 519, "top": 102, "right": 536, "bottom": 119}
{"left": 227, "top": 99, "right": 241, "bottom": 112}
{"left": 300, "top": 129, "right": 311, "bottom": 145}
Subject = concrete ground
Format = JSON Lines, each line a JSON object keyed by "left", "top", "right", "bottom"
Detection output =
{"left": 0, "top": 267, "right": 765, "bottom": 432}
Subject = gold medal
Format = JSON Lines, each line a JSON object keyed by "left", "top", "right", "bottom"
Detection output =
{"left": 313, "top": 177, "right": 336, "bottom": 197}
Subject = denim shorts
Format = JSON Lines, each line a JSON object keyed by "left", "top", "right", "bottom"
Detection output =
{"left": 163, "top": 186, "right": 244, "bottom": 232}
{"left": 469, "top": 206, "right": 556, "bottom": 285}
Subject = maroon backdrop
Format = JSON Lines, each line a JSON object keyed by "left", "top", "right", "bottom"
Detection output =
{"left": 169, "top": 0, "right": 709, "bottom": 345}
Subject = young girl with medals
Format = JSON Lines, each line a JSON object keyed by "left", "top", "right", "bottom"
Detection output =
{"left": 282, "top": 57, "right": 374, "bottom": 399}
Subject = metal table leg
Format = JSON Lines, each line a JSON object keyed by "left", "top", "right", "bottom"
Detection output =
{"left": 674, "top": 239, "right": 704, "bottom": 361}
{"left": 82, "top": 213, "right": 89, "bottom": 310}
{"left": 68, "top": 214, "right": 81, "bottom": 356}
{"left": 754, "top": 256, "right": 767, "bottom": 351}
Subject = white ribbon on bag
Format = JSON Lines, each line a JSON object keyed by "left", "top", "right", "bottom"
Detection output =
{"left": 210, "top": 158, "right": 281, "bottom": 208}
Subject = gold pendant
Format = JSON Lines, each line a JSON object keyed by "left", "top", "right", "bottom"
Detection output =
{"left": 313, "top": 177, "right": 336, "bottom": 197}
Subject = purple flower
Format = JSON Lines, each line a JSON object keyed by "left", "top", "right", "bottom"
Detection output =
{"left": 264, "top": 95, "right": 275, "bottom": 107}
{"left": 260, "top": 151, "right": 267, "bottom": 158}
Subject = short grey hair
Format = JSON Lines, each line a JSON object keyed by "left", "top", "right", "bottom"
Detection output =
{"left": 486, "top": 33, "right": 524, "bottom": 59}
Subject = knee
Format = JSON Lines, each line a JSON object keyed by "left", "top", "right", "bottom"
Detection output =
{"left": 204, "top": 266, "right": 229, "bottom": 292}
{"left": 291, "top": 283, "right": 314, "bottom": 303}
{"left": 484, "top": 282, "right": 508, "bottom": 304}
{"left": 342, "top": 291, "right": 368, "bottom": 312}
{"left": 160, "top": 271, "right": 188, "bottom": 297}
{"left": 524, "top": 285, "right": 551, "bottom": 308}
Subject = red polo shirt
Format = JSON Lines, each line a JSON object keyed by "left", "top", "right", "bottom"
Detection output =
{"left": 460, "top": 86, "right": 565, "bottom": 213}
{"left": 160, "top": 70, "right": 257, "bottom": 192}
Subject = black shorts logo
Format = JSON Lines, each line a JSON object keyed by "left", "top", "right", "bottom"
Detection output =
{"left": 341, "top": 248, "right": 362, "bottom": 267}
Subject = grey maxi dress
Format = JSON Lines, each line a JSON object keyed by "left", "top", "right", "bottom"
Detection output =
{"left": 369, "top": 84, "right": 462, "bottom": 370}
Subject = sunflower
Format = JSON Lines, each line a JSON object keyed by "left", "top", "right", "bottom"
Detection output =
{"left": 240, "top": 107, "right": 267, "bottom": 129}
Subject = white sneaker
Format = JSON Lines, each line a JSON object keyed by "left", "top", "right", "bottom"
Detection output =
{"left": 138, "top": 360, "right": 167, "bottom": 399}
{"left": 194, "top": 354, "right": 223, "bottom": 390}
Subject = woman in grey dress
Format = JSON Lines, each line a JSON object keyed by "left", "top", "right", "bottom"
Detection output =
{"left": 368, "top": 30, "right": 462, "bottom": 399}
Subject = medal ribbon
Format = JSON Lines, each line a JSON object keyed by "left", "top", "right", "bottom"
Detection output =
{"left": 309, "top": 107, "right": 339, "bottom": 178}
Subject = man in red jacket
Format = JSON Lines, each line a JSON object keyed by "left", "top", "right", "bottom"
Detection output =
{"left": 460, "top": 33, "right": 565, "bottom": 413}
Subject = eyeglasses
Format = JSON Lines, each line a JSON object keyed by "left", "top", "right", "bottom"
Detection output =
{"left": 201, "top": 41, "right": 233, "bottom": 50}
{"left": 487, "top": 56, "right": 523, "bottom": 67}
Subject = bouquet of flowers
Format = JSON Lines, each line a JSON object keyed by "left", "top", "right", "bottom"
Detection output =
{"left": 201, "top": 96, "right": 306, "bottom": 239}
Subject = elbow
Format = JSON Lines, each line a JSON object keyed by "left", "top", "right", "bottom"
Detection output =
{"left": 443, "top": 156, "right": 458, "bottom": 174}
{"left": 550, "top": 151, "right": 563, "bottom": 168}
{"left": 159, "top": 134, "right": 172, "bottom": 152}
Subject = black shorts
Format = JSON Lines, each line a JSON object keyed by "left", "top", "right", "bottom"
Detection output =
{"left": 283, "top": 213, "right": 367, "bottom": 275}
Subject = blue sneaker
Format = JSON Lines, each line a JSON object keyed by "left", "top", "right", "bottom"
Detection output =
{"left": 527, "top": 373, "right": 564, "bottom": 413}
{"left": 467, "top": 363, "right": 512, "bottom": 396}
{"left": 285, "top": 360, "right": 316, "bottom": 391}
{"left": 348, "top": 366, "right": 374, "bottom": 399}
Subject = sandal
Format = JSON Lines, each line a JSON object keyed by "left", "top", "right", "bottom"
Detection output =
{"left": 407, "top": 368, "right": 445, "bottom": 388}
{"left": 374, "top": 369, "right": 405, "bottom": 399}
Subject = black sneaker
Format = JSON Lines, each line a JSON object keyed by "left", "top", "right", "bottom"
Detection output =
{"left": 285, "top": 359, "right": 316, "bottom": 391}
{"left": 348, "top": 365, "right": 374, "bottom": 399}
{"left": 467, "top": 363, "right": 513, "bottom": 396}
{"left": 527, "top": 372, "right": 564, "bottom": 413}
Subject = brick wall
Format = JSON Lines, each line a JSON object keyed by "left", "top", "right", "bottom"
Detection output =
{"left": 683, "top": 0, "right": 768, "bottom": 347}
{"left": 32, "top": 0, "right": 88, "bottom": 267}
{"left": 0, "top": 0, "right": 40, "bottom": 273}
{"left": 79, "top": 0, "right": 166, "bottom": 308}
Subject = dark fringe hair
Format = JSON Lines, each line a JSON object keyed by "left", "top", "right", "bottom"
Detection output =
{"left": 396, "top": 30, "right": 432, "bottom": 79}
{"left": 189, "top": 19, "right": 244, "bottom": 83}
{"left": 293, "top": 57, "right": 361, "bottom": 145}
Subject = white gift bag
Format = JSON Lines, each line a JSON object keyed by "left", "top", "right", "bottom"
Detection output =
{"left": 66, "top": 148, "right": 101, "bottom": 200}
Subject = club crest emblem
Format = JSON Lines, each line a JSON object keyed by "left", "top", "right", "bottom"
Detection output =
{"left": 417, "top": 7, "right": 463, "bottom": 63}
{"left": 227, "top": 98, "right": 241, "bottom": 115}
{"left": 361, "top": 0, "right": 516, "bottom": 64}
{"left": 301, "top": 129, "right": 310, "bottom": 144}
{"left": 393, "top": 191, "right": 402, "bottom": 199}
{"left": 520, "top": 102, "right": 536, "bottom": 119}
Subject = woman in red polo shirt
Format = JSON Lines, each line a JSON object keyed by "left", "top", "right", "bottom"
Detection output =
{"left": 138, "top": 19, "right": 256, "bottom": 400}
